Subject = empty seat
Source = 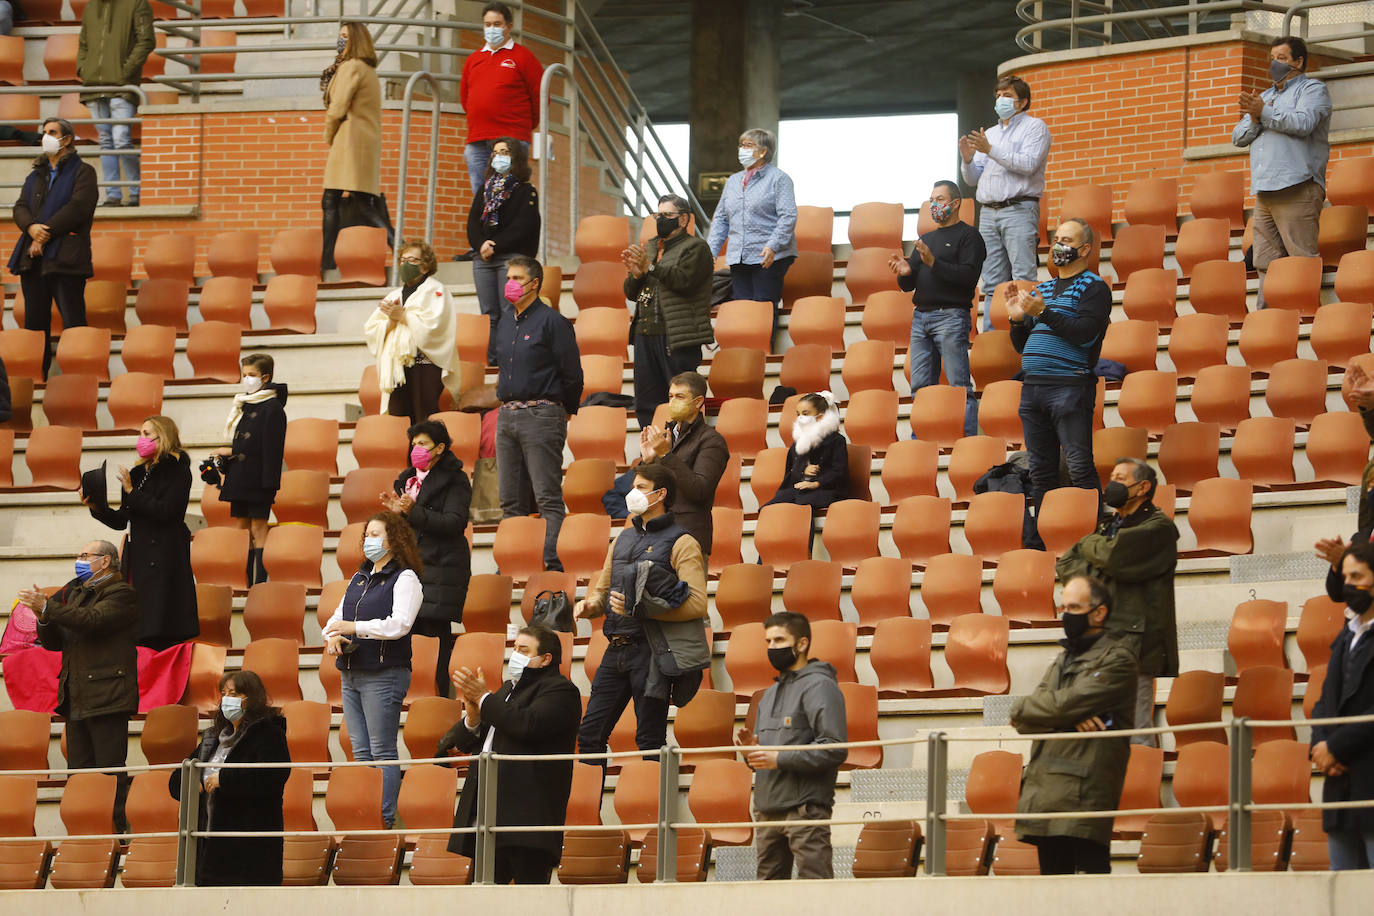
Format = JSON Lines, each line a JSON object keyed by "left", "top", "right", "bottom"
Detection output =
{"left": 1187, "top": 258, "right": 1248, "bottom": 321}
{"left": 263, "top": 273, "right": 320, "bottom": 334}
{"left": 946, "top": 436, "right": 1006, "bottom": 503}
{"left": 54, "top": 327, "right": 112, "bottom": 381}
{"left": 270, "top": 227, "right": 323, "bottom": 277}
{"left": 992, "top": 548, "right": 1057, "bottom": 624}
{"left": 42, "top": 34, "right": 80, "bottom": 82}
{"left": 849, "top": 556, "right": 913, "bottom": 630}
{"left": 340, "top": 467, "right": 394, "bottom": 525}
{"left": 944, "top": 818, "right": 996, "bottom": 876}
{"left": 1116, "top": 370, "right": 1178, "bottom": 434}
{"left": 714, "top": 299, "right": 774, "bottom": 352}
{"left": 1124, "top": 176, "right": 1179, "bottom": 230}
{"left": 197, "top": 276, "right": 254, "bottom": 328}
{"left": 1289, "top": 810, "right": 1330, "bottom": 871}
{"left": 566, "top": 404, "right": 627, "bottom": 463}
{"left": 1297, "top": 594, "right": 1345, "bottom": 669}
{"left": 638, "top": 827, "right": 711, "bottom": 883}
{"left": 1108, "top": 223, "right": 1165, "bottom": 284}
{"left": 1157, "top": 421, "right": 1220, "bottom": 492}
{"left": 753, "top": 502, "right": 814, "bottom": 570}
{"left": 1187, "top": 476, "right": 1253, "bottom": 554}
{"left": 49, "top": 772, "right": 119, "bottom": 889}
{"left": 880, "top": 439, "right": 939, "bottom": 502}
{"left": 845, "top": 246, "right": 902, "bottom": 304}
{"left": 0, "top": 775, "right": 50, "bottom": 889}
{"left": 1231, "top": 416, "right": 1297, "bottom": 486}
{"left": 780, "top": 249, "right": 836, "bottom": 307}
{"left": 242, "top": 581, "right": 308, "bottom": 644}
{"left": 776, "top": 342, "right": 833, "bottom": 395}
{"left": 25, "top": 425, "right": 82, "bottom": 489}
{"left": 1311, "top": 301, "right": 1373, "bottom": 367}
{"left": 788, "top": 295, "right": 847, "bottom": 352}
{"left": 206, "top": 229, "right": 259, "bottom": 280}
{"left": 748, "top": 447, "right": 787, "bottom": 509}
{"left": 194, "top": 582, "right": 233, "bottom": 647}
{"left": 892, "top": 495, "right": 951, "bottom": 564}
{"left": 0, "top": 35, "right": 24, "bottom": 86}
{"left": 707, "top": 347, "right": 765, "bottom": 401}
{"left": 1189, "top": 170, "right": 1245, "bottom": 228}
{"left": 944, "top": 613, "right": 1010, "bottom": 695}
{"left": 910, "top": 384, "right": 967, "bottom": 448}
{"left": 819, "top": 499, "right": 880, "bottom": 567}
{"left": 1166, "top": 312, "right": 1230, "bottom": 378}
{"left": 977, "top": 380, "right": 1023, "bottom": 444}
{"left": 1261, "top": 256, "right": 1322, "bottom": 315}
{"left": 283, "top": 418, "right": 341, "bottom": 476}
{"left": 838, "top": 681, "right": 881, "bottom": 770}
{"left": 1037, "top": 485, "right": 1101, "bottom": 555}
{"left": 1113, "top": 744, "right": 1165, "bottom": 837}
{"left": 1238, "top": 308, "right": 1300, "bottom": 370}
{"left": 869, "top": 616, "right": 933, "bottom": 696}
{"left": 861, "top": 289, "right": 916, "bottom": 346}
{"left": 1251, "top": 738, "right": 1315, "bottom": 812}
{"left": 714, "top": 563, "right": 775, "bottom": 632}
{"left": 967, "top": 329, "right": 1023, "bottom": 389}
{"left": 1101, "top": 319, "right": 1159, "bottom": 373}
{"left": 1136, "top": 812, "right": 1213, "bottom": 873}
{"left": 41, "top": 373, "right": 99, "bottom": 430}
{"left": 139, "top": 704, "right": 199, "bottom": 766}
{"left": 1318, "top": 204, "right": 1368, "bottom": 266}
{"left": 555, "top": 512, "right": 612, "bottom": 584}
{"left": 1308, "top": 411, "right": 1371, "bottom": 487}
{"left": 804, "top": 615, "right": 856, "bottom": 679}
{"left": 1334, "top": 249, "right": 1374, "bottom": 305}
{"left": 919, "top": 552, "right": 985, "bottom": 627}
{"left": 1189, "top": 364, "right": 1252, "bottom": 431}
{"left": 82, "top": 280, "right": 128, "bottom": 334}
{"left": 794, "top": 205, "right": 835, "bottom": 252}
{"left": 1175, "top": 220, "right": 1234, "bottom": 280}
{"left": 1265, "top": 358, "right": 1330, "bottom": 425}
{"left": 242, "top": 637, "right": 303, "bottom": 702}
{"left": 352, "top": 414, "right": 410, "bottom": 470}
{"left": 574, "top": 214, "right": 630, "bottom": 263}
{"left": 186, "top": 320, "right": 244, "bottom": 382}
{"left": 333, "top": 225, "right": 389, "bottom": 286}
{"left": 843, "top": 389, "right": 899, "bottom": 451}
{"left": 0, "top": 328, "right": 44, "bottom": 381}
{"left": 965, "top": 749, "right": 1023, "bottom": 833}
{"left": 848, "top": 201, "right": 905, "bottom": 250}
{"left": 579, "top": 353, "right": 624, "bottom": 399}
{"left": 1233, "top": 665, "right": 1297, "bottom": 745}
{"left": 184, "top": 643, "right": 228, "bottom": 714}
{"left": 134, "top": 279, "right": 192, "bottom": 332}
{"left": 0, "top": 709, "right": 50, "bottom": 770}
{"left": 715, "top": 397, "right": 769, "bottom": 459}
{"left": 557, "top": 830, "right": 631, "bottom": 884}
{"left": 571, "top": 261, "right": 628, "bottom": 311}
{"left": 398, "top": 765, "right": 469, "bottom": 885}
{"left": 722, "top": 621, "right": 774, "bottom": 699}
{"left": 1121, "top": 267, "right": 1180, "bottom": 327}
{"left": 963, "top": 491, "right": 1023, "bottom": 558}
{"left": 120, "top": 323, "right": 177, "bottom": 378}
{"left": 1228, "top": 598, "right": 1288, "bottom": 673}
{"left": 261, "top": 524, "right": 323, "bottom": 589}
{"left": 491, "top": 516, "right": 547, "bottom": 581}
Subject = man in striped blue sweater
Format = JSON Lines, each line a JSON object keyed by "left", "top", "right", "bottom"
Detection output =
{"left": 1007, "top": 217, "right": 1112, "bottom": 549}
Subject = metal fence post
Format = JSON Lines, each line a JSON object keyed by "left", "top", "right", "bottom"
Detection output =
{"left": 474, "top": 751, "right": 498, "bottom": 884}
{"left": 174, "top": 759, "right": 198, "bottom": 886}
{"left": 656, "top": 746, "right": 680, "bottom": 883}
{"left": 925, "top": 731, "right": 948, "bottom": 876}
{"left": 1228, "top": 717, "right": 1253, "bottom": 872}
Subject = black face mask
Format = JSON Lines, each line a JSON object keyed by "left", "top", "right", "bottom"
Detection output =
{"left": 1345, "top": 585, "right": 1374, "bottom": 617}
{"left": 1102, "top": 481, "right": 1130, "bottom": 509}
{"left": 655, "top": 214, "right": 681, "bottom": 238}
{"left": 1062, "top": 611, "right": 1091, "bottom": 643}
{"left": 767, "top": 645, "right": 798, "bottom": 672}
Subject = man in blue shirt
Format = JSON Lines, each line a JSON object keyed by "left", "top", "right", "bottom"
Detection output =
{"left": 492, "top": 255, "right": 583, "bottom": 571}
{"left": 1232, "top": 36, "right": 1331, "bottom": 305}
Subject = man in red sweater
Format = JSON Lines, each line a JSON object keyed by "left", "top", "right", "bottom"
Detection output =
{"left": 461, "top": 2, "right": 543, "bottom": 200}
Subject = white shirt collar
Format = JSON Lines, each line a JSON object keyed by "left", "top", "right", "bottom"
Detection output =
{"left": 483, "top": 37, "right": 515, "bottom": 53}
{"left": 1348, "top": 609, "right": 1374, "bottom": 647}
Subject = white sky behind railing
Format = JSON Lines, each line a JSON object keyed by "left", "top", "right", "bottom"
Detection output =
{"left": 637, "top": 113, "right": 961, "bottom": 244}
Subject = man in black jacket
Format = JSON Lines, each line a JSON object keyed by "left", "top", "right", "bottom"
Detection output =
{"left": 637, "top": 371, "right": 728, "bottom": 555}
{"left": 889, "top": 179, "right": 987, "bottom": 437}
{"left": 21, "top": 539, "right": 138, "bottom": 833}
{"left": 440, "top": 624, "right": 581, "bottom": 884}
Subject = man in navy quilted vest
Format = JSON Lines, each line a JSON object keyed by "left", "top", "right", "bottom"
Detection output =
{"left": 1007, "top": 217, "right": 1111, "bottom": 549}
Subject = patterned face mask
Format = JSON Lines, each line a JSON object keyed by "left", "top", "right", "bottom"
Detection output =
{"left": 1050, "top": 243, "right": 1082, "bottom": 267}
{"left": 928, "top": 200, "right": 954, "bottom": 224}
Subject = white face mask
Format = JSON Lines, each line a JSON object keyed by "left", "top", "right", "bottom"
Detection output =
{"left": 41, "top": 133, "right": 62, "bottom": 156}
{"left": 220, "top": 695, "right": 245, "bottom": 723}
{"left": 625, "top": 487, "right": 656, "bottom": 516}
{"left": 737, "top": 146, "right": 757, "bottom": 168}
{"left": 241, "top": 375, "right": 263, "bottom": 394}
{"left": 507, "top": 650, "right": 532, "bottom": 681}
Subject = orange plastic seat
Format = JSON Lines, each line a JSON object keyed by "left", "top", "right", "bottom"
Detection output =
{"left": 1121, "top": 267, "right": 1180, "bottom": 327}
{"left": 54, "top": 327, "right": 112, "bottom": 381}
{"left": 722, "top": 621, "right": 775, "bottom": 699}
{"left": 788, "top": 295, "right": 846, "bottom": 352}
{"left": 194, "top": 583, "right": 233, "bottom": 647}
{"left": 1288, "top": 810, "right": 1329, "bottom": 871}
{"left": 574, "top": 214, "right": 630, "bottom": 263}
{"left": 714, "top": 563, "right": 774, "bottom": 632}
{"left": 794, "top": 205, "right": 835, "bottom": 253}
{"left": 707, "top": 347, "right": 765, "bottom": 401}
{"left": 0, "top": 709, "right": 50, "bottom": 770}
{"left": 1108, "top": 223, "right": 1164, "bottom": 284}
{"left": 351, "top": 414, "right": 410, "bottom": 470}
{"left": 571, "top": 308, "right": 630, "bottom": 361}
{"left": 1327, "top": 156, "right": 1374, "bottom": 209}
{"left": 1318, "top": 204, "right": 1368, "bottom": 266}
{"left": 1101, "top": 318, "right": 1159, "bottom": 373}
{"left": 611, "top": 759, "right": 660, "bottom": 846}
{"left": 197, "top": 276, "right": 254, "bottom": 328}
{"left": 946, "top": 436, "right": 1006, "bottom": 503}
{"left": 944, "top": 613, "right": 1010, "bottom": 695}
{"left": 919, "top": 552, "right": 984, "bottom": 627}
{"left": 879, "top": 438, "right": 938, "bottom": 503}
{"left": 1334, "top": 249, "right": 1374, "bottom": 305}
{"left": 715, "top": 397, "right": 768, "bottom": 460}
{"left": 447, "top": 313, "right": 487, "bottom": 366}
{"left": 270, "top": 227, "right": 324, "bottom": 277}
{"left": 992, "top": 548, "right": 1057, "bottom": 624}
{"left": 277, "top": 699, "right": 332, "bottom": 769}
{"left": 841, "top": 338, "right": 897, "bottom": 394}
{"left": 1251, "top": 738, "right": 1315, "bottom": 813}
{"left": 1232, "top": 665, "right": 1297, "bottom": 745}
{"left": 1059, "top": 182, "right": 1114, "bottom": 242}
{"left": 41, "top": 373, "right": 99, "bottom": 430}
{"left": 119, "top": 323, "right": 177, "bottom": 378}
{"left": 0, "top": 774, "right": 51, "bottom": 889}
{"left": 142, "top": 229, "right": 197, "bottom": 283}
{"left": 1265, "top": 358, "right": 1330, "bottom": 425}
{"left": 261, "top": 524, "right": 323, "bottom": 589}
{"left": 1116, "top": 370, "right": 1178, "bottom": 434}
{"left": 333, "top": 225, "right": 389, "bottom": 286}
{"left": 753, "top": 501, "right": 814, "bottom": 569}
{"left": 1237, "top": 308, "right": 1300, "bottom": 370}
{"left": 136, "top": 279, "right": 195, "bottom": 332}
{"left": 892, "top": 495, "right": 952, "bottom": 565}
{"left": 1189, "top": 364, "right": 1251, "bottom": 431}
{"left": 968, "top": 329, "right": 1023, "bottom": 389}
{"left": 869, "top": 617, "right": 933, "bottom": 696}
{"left": 206, "top": 229, "right": 259, "bottom": 280}
{"left": 1136, "top": 812, "right": 1214, "bottom": 873}
{"left": 273, "top": 469, "right": 333, "bottom": 529}
{"left": 1092, "top": 426, "right": 1149, "bottom": 487}
{"left": 42, "top": 33, "right": 79, "bottom": 81}
{"left": 909, "top": 384, "right": 967, "bottom": 448}
{"left": 185, "top": 320, "right": 244, "bottom": 382}
{"left": 808, "top": 619, "right": 858, "bottom": 685}
{"left": 339, "top": 468, "right": 393, "bottom": 525}
{"left": 843, "top": 389, "right": 899, "bottom": 451}
{"left": 845, "top": 246, "right": 902, "bottom": 304}
{"left": 401, "top": 696, "right": 463, "bottom": 763}
{"left": 571, "top": 260, "right": 628, "bottom": 311}
{"left": 263, "top": 273, "right": 320, "bottom": 334}
{"left": 838, "top": 681, "right": 881, "bottom": 770}
{"left": 555, "top": 512, "right": 612, "bottom": 584}
{"left": 491, "top": 516, "right": 547, "bottom": 581}
{"left": 1175, "top": 220, "right": 1234, "bottom": 279}
{"left": 1186, "top": 258, "right": 1248, "bottom": 321}
{"left": 196, "top": 30, "right": 239, "bottom": 75}
{"left": 779, "top": 559, "right": 842, "bottom": 622}
{"left": 1231, "top": 417, "right": 1296, "bottom": 486}
{"left": 1189, "top": 170, "right": 1245, "bottom": 228}
{"left": 1158, "top": 421, "right": 1220, "bottom": 492}
{"left": 1307, "top": 411, "right": 1373, "bottom": 484}
{"left": 184, "top": 643, "right": 228, "bottom": 715}
{"left": 0, "top": 35, "right": 24, "bottom": 85}
{"left": 566, "top": 404, "right": 627, "bottom": 463}
{"left": 49, "top": 772, "right": 118, "bottom": 889}
{"left": 1260, "top": 256, "right": 1322, "bottom": 315}
{"left": 579, "top": 353, "right": 624, "bottom": 399}
{"left": 427, "top": 411, "right": 481, "bottom": 468}
{"left": 1187, "top": 476, "right": 1253, "bottom": 554}
{"left": 559, "top": 458, "right": 614, "bottom": 516}
{"left": 714, "top": 299, "right": 774, "bottom": 352}
{"left": 1164, "top": 670, "right": 1227, "bottom": 749}
{"left": 777, "top": 342, "right": 833, "bottom": 396}
{"left": 1214, "top": 808, "right": 1294, "bottom": 873}
{"left": 243, "top": 580, "right": 310, "bottom": 646}
{"left": 140, "top": 704, "right": 200, "bottom": 765}
{"left": 965, "top": 748, "right": 1023, "bottom": 833}
{"left": 1297, "top": 594, "right": 1345, "bottom": 670}
{"left": 944, "top": 819, "right": 997, "bottom": 876}
{"left": 819, "top": 499, "right": 880, "bottom": 567}
{"left": 861, "top": 289, "right": 915, "bottom": 346}
{"left": 847, "top": 443, "right": 873, "bottom": 502}
{"left": 1124, "top": 176, "right": 1179, "bottom": 230}
{"left": 977, "top": 380, "right": 1023, "bottom": 444}
{"left": 669, "top": 688, "right": 736, "bottom": 766}
{"left": 987, "top": 280, "right": 1037, "bottom": 331}
{"left": 25, "top": 425, "right": 82, "bottom": 489}
{"left": 1035, "top": 485, "right": 1100, "bottom": 556}
{"left": 1166, "top": 312, "right": 1230, "bottom": 378}
{"left": 81, "top": 279, "right": 128, "bottom": 334}
{"left": 847, "top": 557, "right": 912, "bottom": 631}
{"left": 848, "top": 201, "right": 904, "bottom": 250}
{"left": 1228, "top": 598, "right": 1287, "bottom": 674}
{"left": 780, "top": 249, "right": 835, "bottom": 308}
{"left": 280, "top": 769, "right": 333, "bottom": 886}
{"left": 746, "top": 447, "right": 785, "bottom": 509}
{"left": 282, "top": 418, "right": 341, "bottom": 476}
{"left": 239, "top": 637, "right": 304, "bottom": 704}
{"left": 706, "top": 505, "right": 744, "bottom": 572}
{"left": 1310, "top": 301, "right": 1373, "bottom": 367}
{"left": 963, "top": 491, "right": 1023, "bottom": 558}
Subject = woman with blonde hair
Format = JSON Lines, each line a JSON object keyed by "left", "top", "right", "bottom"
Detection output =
{"left": 321, "top": 21, "right": 384, "bottom": 271}
{"left": 85, "top": 414, "right": 200, "bottom": 649}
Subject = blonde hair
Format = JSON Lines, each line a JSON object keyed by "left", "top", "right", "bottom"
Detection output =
{"left": 137, "top": 415, "right": 185, "bottom": 466}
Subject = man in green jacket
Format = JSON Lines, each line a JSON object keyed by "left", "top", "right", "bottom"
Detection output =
{"left": 622, "top": 193, "right": 714, "bottom": 429}
{"left": 77, "top": 0, "right": 154, "bottom": 206}
{"left": 1056, "top": 457, "right": 1179, "bottom": 745}
{"left": 1012, "top": 575, "right": 1137, "bottom": 874}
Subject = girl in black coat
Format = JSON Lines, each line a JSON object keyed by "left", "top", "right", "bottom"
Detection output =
{"left": 170, "top": 669, "right": 291, "bottom": 886}
{"left": 766, "top": 391, "right": 849, "bottom": 509}
{"left": 466, "top": 136, "right": 540, "bottom": 334}
{"left": 216, "top": 353, "right": 288, "bottom": 586}
{"left": 383, "top": 419, "right": 472, "bottom": 697}
{"left": 86, "top": 415, "right": 200, "bottom": 650}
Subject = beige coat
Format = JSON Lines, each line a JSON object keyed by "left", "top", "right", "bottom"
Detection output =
{"left": 323, "top": 59, "right": 382, "bottom": 195}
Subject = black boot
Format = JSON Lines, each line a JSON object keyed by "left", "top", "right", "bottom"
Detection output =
{"left": 321, "top": 188, "right": 342, "bottom": 272}
{"left": 250, "top": 548, "right": 267, "bottom": 585}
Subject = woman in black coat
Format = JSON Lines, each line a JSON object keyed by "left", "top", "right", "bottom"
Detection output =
{"left": 466, "top": 135, "right": 540, "bottom": 335}
{"left": 170, "top": 669, "right": 291, "bottom": 886}
{"left": 85, "top": 414, "right": 199, "bottom": 650}
{"left": 382, "top": 419, "right": 471, "bottom": 697}
{"left": 215, "top": 352, "right": 288, "bottom": 586}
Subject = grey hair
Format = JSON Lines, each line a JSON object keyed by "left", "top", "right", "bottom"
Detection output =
{"left": 91, "top": 540, "right": 120, "bottom": 560}
{"left": 41, "top": 117, "right": 75, "bottom": 139}
{"left": 1061, "top": 216, "right": 1095, "bottom": 250}
{"left": 657, "top": 193, "right": 691, "bottom": 215}
{"left": 740, "top": 128, "right": 776, "bottom": 163}
{"left": 1113, "top": 456, "right": 1158, "bottom": 497}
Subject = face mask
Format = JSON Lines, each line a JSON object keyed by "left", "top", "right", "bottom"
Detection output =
{"left": 504, "top": 278, "right": 527, "bottom": 303}
{"left": 1062, "top": 610, "right": 1091, "bottom": 642}
{"left": 767, "top": 645, "right": 798, "bottom": 672}
{"left": 410, "top": 444, "right": 433, "bottom": 470}
{"left": 667, "top": 398, "right": 698, "bottom": 423}
{"left": 135, "top": 436, "right": 158, "bottom": 459}
{"left": 1344, "top": 585, "right": 1373, "bottom": 617}
{"left": 491, "top": 154, "right": 512, "bottom": 174}
{"left": 1102, "top": 480, "right": 1131, "bottom": 509}
{"left": 625, "top": 488, "right": 656, "bottom": 516}
{"left": 75, "top": 559, "right": 94, "bottom": 582}
{"left": 928, "top": 200, "right": 954, "bottom": 224}
{"left": 1269, "top": 59, "right": 1294, "bottom": 84}
{"left": 484, "top": 25, "right": 506, "bottom": 46}
{"left": 41, "top": 133, "right": 62, "bottom": 155}
{"left": 507, "top": 650, "right": 531, "bottom": 681}
{"left": 241, "top": 375, "right": 263, "bottom": 395}
{"left": 363, "top": 536, "right": 387, "bottom": 563}
{"left": 220, "top": 695, "right": 245, "bottom": 723}
{"left": 737, "top": 146, "right": 757, "bottom": 168}
{"left": 792, "top": 414, "right": 817, "bottom": 438}
{"left": 399, "top": 261, "right": 425, "bottom": 285}
{"left": 1050, "top": 242, "right": 1082, "bottom": 267}
{"left": 656, "top": 214, "right": 681, "bottom": 238}
{"left": 336, "top": 36, "right": 348, "bottom": 54}
{"left": 995, "top": 96, "right": 1018, "bottom": 120}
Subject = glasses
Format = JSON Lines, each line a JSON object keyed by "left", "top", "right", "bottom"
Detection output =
{"left": 76, "top": 552, "right": 106, "bottom": 560}
{"left": 400, "top": 256, "right": 424, "bottom": 264}
{"left": 654, "top": 211, "right": 683, "bottom": 219}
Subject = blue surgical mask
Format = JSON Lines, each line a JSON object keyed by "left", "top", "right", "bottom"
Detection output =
{"left": 484, "top": 25, "right": 506, "bottom": 47}
{"left": 220, "top": 695, "right": 245, "bottom": 723}
{"left": 737, "top": 146, "right": 757, "bottom": 168}
{"left": 491, "top": 154, "right": 511, "bottom": 174}
{"left": 994, "top": 96, "right": 1018, "bottom": 121}
{"left": 363, "top": 536, "right": 387, "bottom": 563}
{"left": 74, "top": 559, "right": 93, "bottom": 582}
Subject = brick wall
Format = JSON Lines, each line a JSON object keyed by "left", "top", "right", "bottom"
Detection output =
{"left": 1006, "top": 37, "right": 1374, "bottom": 225}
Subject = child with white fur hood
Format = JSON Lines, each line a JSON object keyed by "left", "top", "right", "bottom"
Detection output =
{"left": 765, "top": 390, "right": 849, "bottom": 510}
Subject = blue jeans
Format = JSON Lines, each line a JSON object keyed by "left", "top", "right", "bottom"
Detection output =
{"left": 87, "top": 97, "right": 139, "bottom": 202}
{"left": 909, "top": 307, "right": 978, "bottom": 437}
{"left": 1328, "top": 829, "right": 1374, "bottom": 870}
{"left": 977, "top": 200, "right": 1039, "bottom": 330}
{"left": 464, "top": 139, "right": 531, "bottom": 196}
{"left": 496, "top": 403, "right": 568, "bottom": 571}
{"left": 730, "top": 256, "right": 796, "bottom": 331}
{"left": 1018, "top": 380, "right": 1099, "bottom": 545}
{"left": 0, "top": 2, "right": 13, "bottom": 35}
{"left": 472, "top": 252, "right": 512, "bottom": 342}
{"left": 340, "top": 665, "right": 410, "bottom": 825}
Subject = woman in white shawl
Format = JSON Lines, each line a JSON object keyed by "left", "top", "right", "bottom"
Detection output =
{"left": 364, "top": 240, "right": 459, "bottom": 423}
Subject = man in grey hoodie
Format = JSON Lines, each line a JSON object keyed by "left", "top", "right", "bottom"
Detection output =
{"left": 736, "top": 611, "right": 848, "bottom": 879}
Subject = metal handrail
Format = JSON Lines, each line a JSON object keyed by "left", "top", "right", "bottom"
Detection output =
{"left": 538, "top": 62, "right": 578, "bottom": 264}
{"left": 394, "top": 70, "right": 441, "bottom": 274}
{"left": 1283, "top": 0, "right": 1372, "bottom": 37}
{"left": 1013, "top": 0, "right": 1291, "bottom": 52}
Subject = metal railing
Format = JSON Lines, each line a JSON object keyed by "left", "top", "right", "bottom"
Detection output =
{"left": 1283, "top": 0, "right": 1374, "bottom": 42}
{"left": 7, "top": 711, "right": 1368, "bottom": 886}
{"left": 0, "top": 85, "right": 149, "bottom": 194}
{"left": 1014, "top": 0, "right": 1292, "bottom": 52}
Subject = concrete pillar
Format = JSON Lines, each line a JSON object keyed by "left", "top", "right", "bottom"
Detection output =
{"left": 955, "top": 68, "right": 996, "bottom": 195}
{"left": 688, "top": 0, "right": 782, "bottom": 212}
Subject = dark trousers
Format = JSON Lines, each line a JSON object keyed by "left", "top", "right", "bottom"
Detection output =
{"left": 493, "top": 846, "right": 555, "bottom": 884}
{"left": 496, "top": 403, "right": 568, "bottom": 571}
{"left": 21, "top": 270, "right": 86, "bottom": 379}
{"left": 433, "top": 630, "right": 455, "bottom": 698}
{"left": 755, "top": 801, "right": 835, "bottom": 879}
{"left": 66, "top": 712, "right": 131, "bottom": 833}
{"left": 632, "top": 332, "right": 702, "bottom": 429}
{"left": 1018, "top": 379, "right": 1099, "bottom": 548}
{"left": 386, "top": 361, "right": 445, "bottom": 425}
{"left": 576, "top": 641, "right": 670, "bottom": 765}
{"left": 321, "top": 188, "right": 391, "bottom": 271}
{"left": 729, "top": 256, "right": 795, "bottom": 333}
{"left": 1030, "top": 835, "right": 1111, "bottom": 874}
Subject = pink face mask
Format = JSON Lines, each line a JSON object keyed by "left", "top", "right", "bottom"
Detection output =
{"left": 410, "top": 444, "right": 432, "bottom": 470}
{"left": 503, "top": 277, "right": 526, "bottom": 303}
{"left": 135, "top": 436, "right": 157, "bottom": 458}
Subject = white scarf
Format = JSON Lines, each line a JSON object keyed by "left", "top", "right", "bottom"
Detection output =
{"left": 363, "top": 275, "right": 461, "bottom": 415}
{"left": 224, "top": 388, "right": 278, "bottom": 438}
{"left": 792, "top": 407, "right": 841, "bottom": 456}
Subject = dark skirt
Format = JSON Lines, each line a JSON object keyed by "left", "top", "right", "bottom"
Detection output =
{"left": 229, "top": 499, "right": 272, "bottom": 520}
{"left": 410, "top": 616, "right": 453, "bottom": 638}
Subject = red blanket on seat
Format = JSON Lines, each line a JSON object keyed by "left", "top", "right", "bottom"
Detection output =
{"left": 1, "top": 642, "right": 194, "bottom": 714}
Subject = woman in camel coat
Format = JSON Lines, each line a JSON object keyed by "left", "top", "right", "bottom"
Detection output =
{"left": 321, "top": 21, "right": 382, "bottom": 271}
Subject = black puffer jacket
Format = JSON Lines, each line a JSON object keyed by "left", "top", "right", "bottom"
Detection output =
{"left": 394, "top": 449, "right": 471, "bottom": 623}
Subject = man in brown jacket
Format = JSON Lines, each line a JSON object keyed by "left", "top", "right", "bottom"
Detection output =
{"left": 20, "top": 539, "right": 139, "bottom": 833}
{"left": 637, "top": 371, "right": 729, "bottom": 556}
